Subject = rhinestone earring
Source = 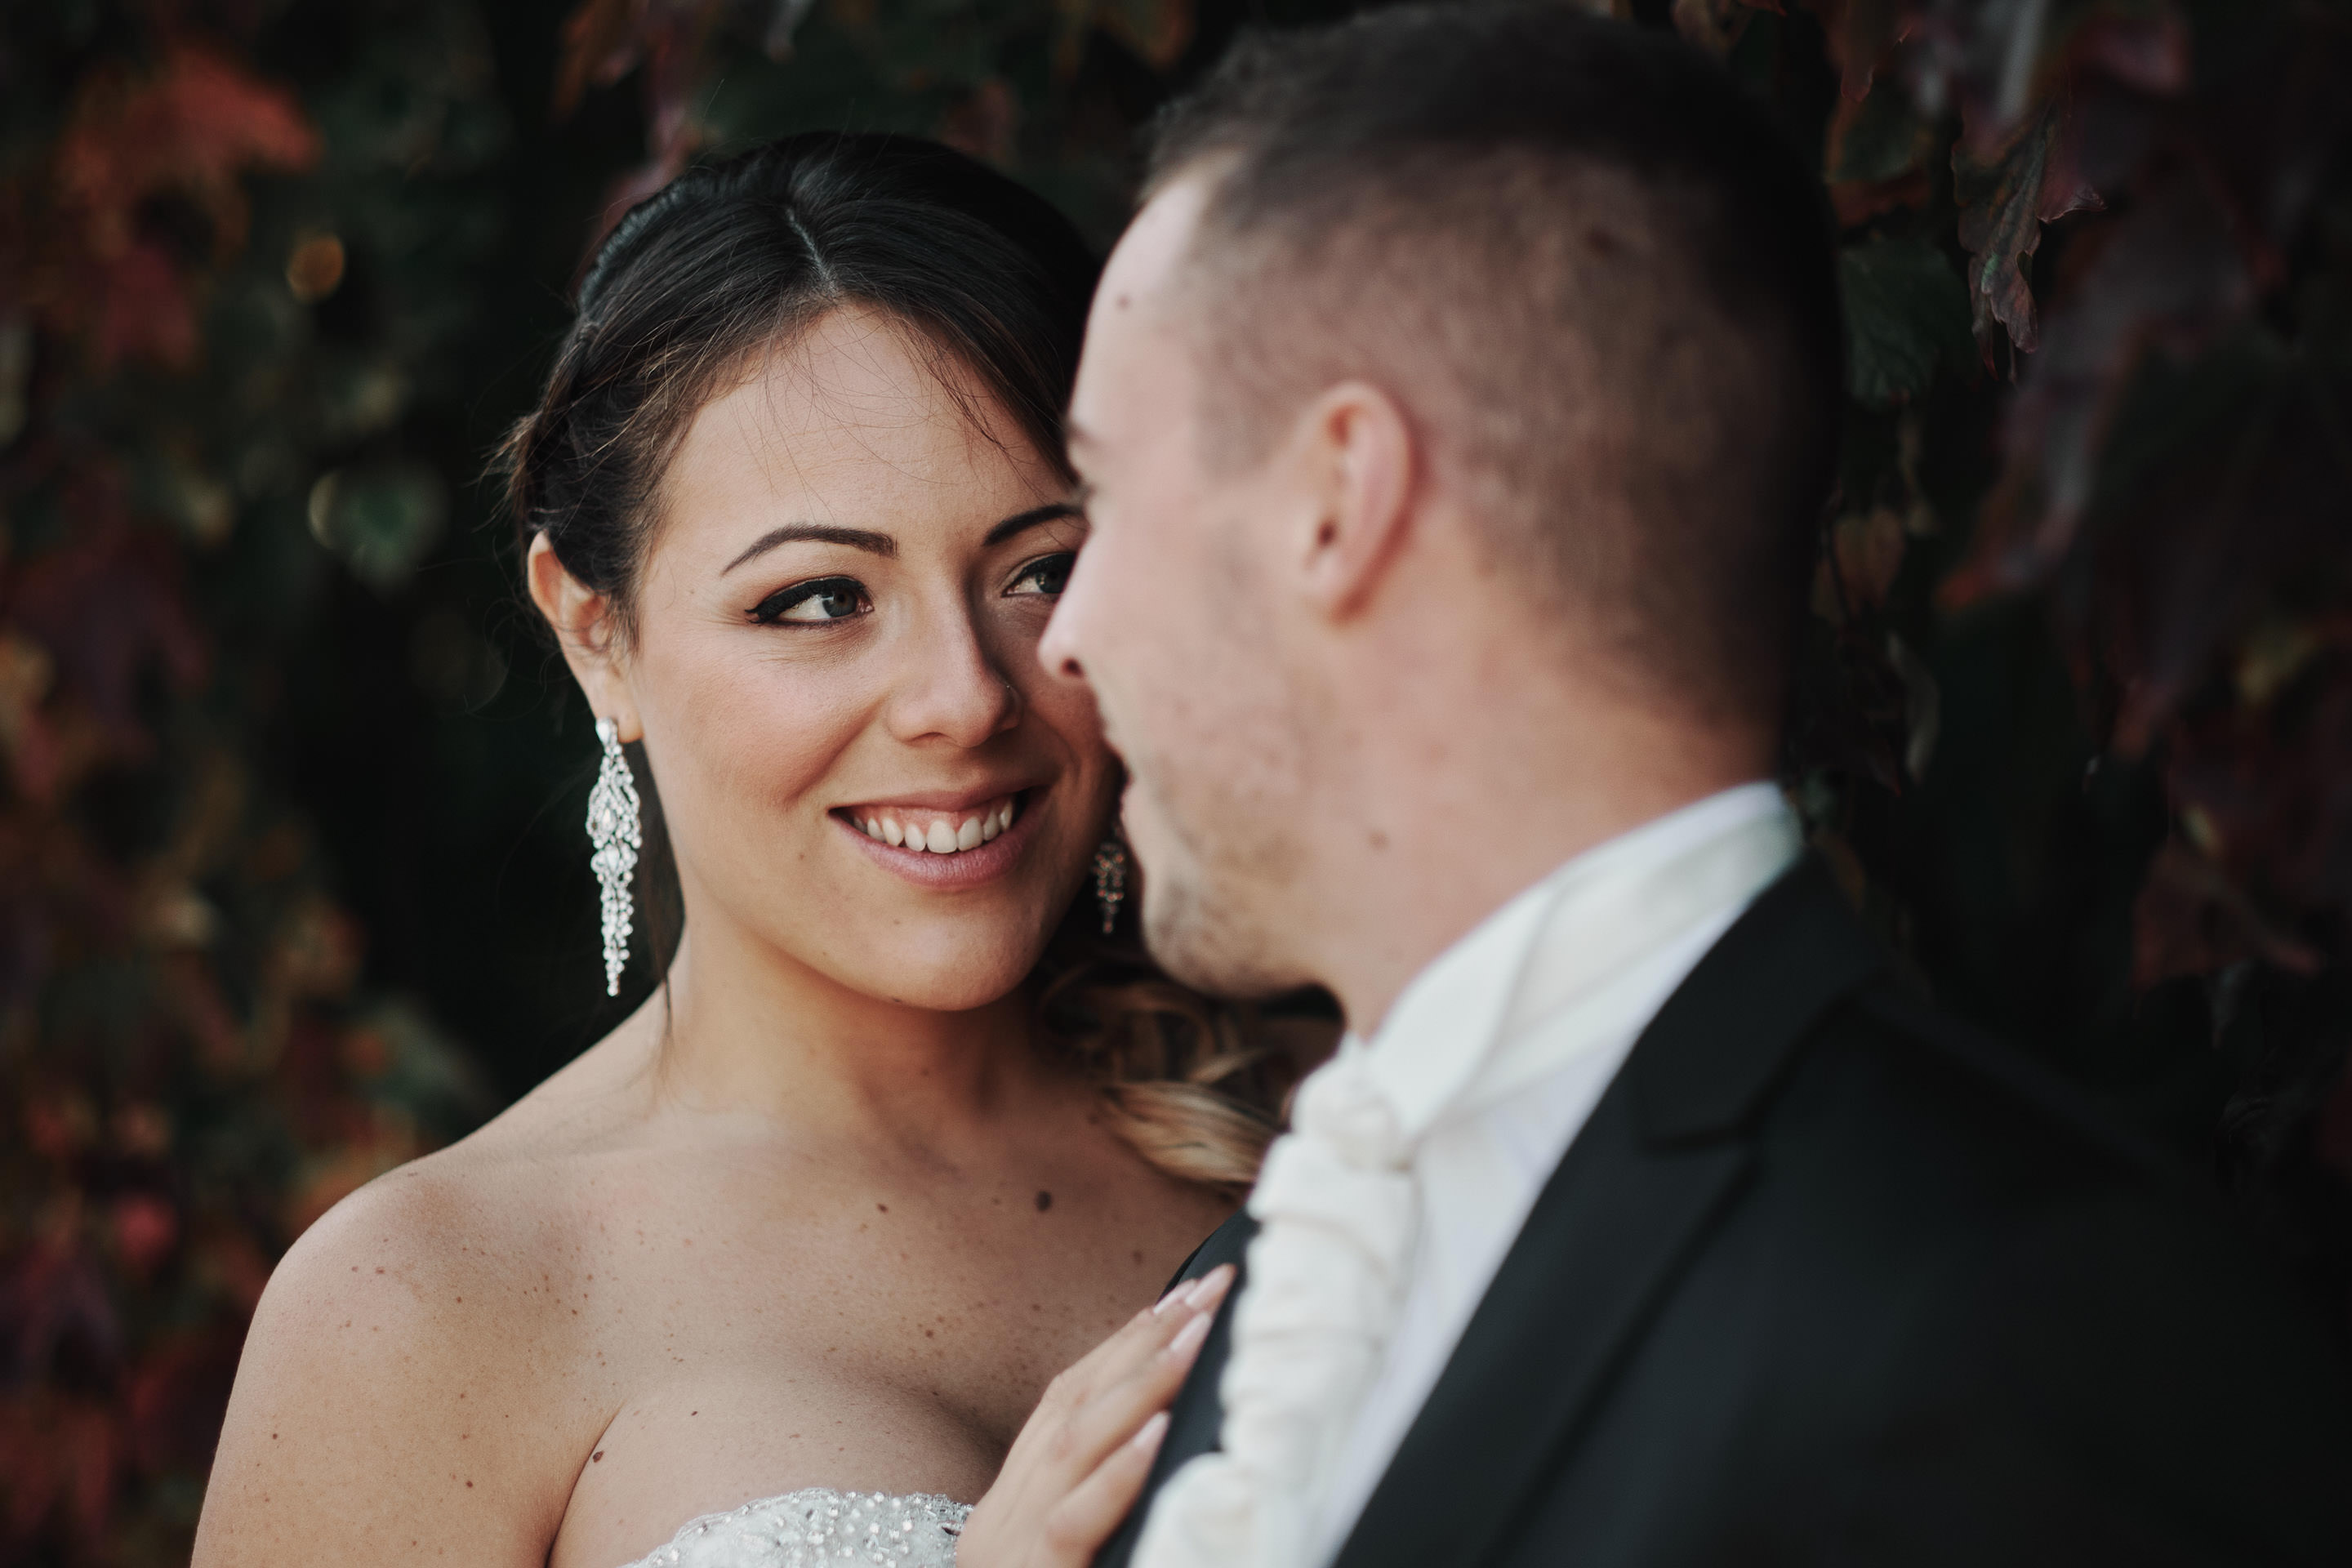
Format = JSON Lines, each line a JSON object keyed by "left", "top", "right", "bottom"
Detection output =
{"left": 1091, "top": 837, "right": 1129, "bottom": 935}
{"left": 586, "top": 716, "right": 642, "bottom": 997}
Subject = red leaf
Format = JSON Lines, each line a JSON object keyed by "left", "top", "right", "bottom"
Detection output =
{"left": 87, "top": 243, "right": 198, "bottom": 371}
{"left": 554, "top": 0, "right": 652, "bottom": 121}
{"left": 37, "top": 42, "right": 318, "bottom": 369}
{"left": 941, "top": 79, "right": 1020, "bottom": 167}
{"left": 2, "top": 503, "right": 210, "bottom": 760}
{"left": 53, "top": 42, "right": 318, "bottom": 259}
{"left": 1944, "top": 171, "right": 2253, "bottom": 608}
{"left": 1953, "top": 99, "right": 2102, "bottom": 360}
{"left": 1819, "top": 0, "right": 1906, "bottom": 103}
{"left": 2074, "top": 8, "right": 2190, "bottom": 97}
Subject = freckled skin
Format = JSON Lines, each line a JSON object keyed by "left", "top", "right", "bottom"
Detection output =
{"left": 193, "top": 310, "right": 1232, "bottom": 1568}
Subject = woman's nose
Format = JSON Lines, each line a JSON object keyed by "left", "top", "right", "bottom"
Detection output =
{"left": 884, "top": 605, "right": 1021, "bottom": 748}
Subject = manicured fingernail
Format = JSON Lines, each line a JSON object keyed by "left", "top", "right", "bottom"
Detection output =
{"left": 1133, "top": 1410, "right": 1170, "bottom": 1451}
{"left": 1153, "top": 1285, "right": 1187, "bottom": 1315}
{"left": 1168, "top": 1309, "right": 1213, "bottom": 1357}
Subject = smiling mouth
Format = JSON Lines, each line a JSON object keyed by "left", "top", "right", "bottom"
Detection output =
{"left": 836, "top": 793, "right": 1022, "bottom": 856}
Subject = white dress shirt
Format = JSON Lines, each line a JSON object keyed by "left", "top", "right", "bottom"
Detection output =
{"left": 1134, "top": 782, "right": 1802, "bottom": 1568}
{"left": 1301, "top": 782, "right": 1801, "bottom": 1562}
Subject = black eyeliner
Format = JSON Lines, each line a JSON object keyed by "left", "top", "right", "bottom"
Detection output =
{"left": 749, "top": 575, "right": 868, "bottom": 625}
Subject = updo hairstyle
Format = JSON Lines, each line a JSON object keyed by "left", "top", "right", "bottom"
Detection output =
{"left": 497, "top": 132, "right": 1294, "bottom": 1191}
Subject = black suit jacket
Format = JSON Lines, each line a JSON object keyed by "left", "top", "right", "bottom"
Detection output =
{"left": 1098, "top": 858, "right": 2352, "bottom": 1566}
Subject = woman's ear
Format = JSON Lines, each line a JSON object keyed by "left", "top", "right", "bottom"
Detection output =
{"left": 526, "top": 532, "right": 642, "bottom": 742}
{"left": 1290, "top": 380, "right": 1415, "bottom": 619}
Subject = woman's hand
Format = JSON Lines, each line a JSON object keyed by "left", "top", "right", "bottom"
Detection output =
{"left": 957, "top": 1264, "right": 1235, "bottom": 1568}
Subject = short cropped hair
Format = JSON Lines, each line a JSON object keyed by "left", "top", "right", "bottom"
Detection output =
{"left": 1145, "top": 5, "right": 1843, "bottom": 724}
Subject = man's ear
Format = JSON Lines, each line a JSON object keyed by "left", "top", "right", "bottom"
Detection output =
{"left": 525, "top": 532, "right": 642, "bottom": 742}
{"left": 1290, "top": 381, "right": 1415, "bottom": 618}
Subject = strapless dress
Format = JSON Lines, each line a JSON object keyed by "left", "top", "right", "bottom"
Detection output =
{"left": 616, "top": 1488, "right": 970, "bottom": 1567}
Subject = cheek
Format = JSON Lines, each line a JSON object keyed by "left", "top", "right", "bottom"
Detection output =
{"left": 635, "top": 627, "right": 867, "bottom": 862}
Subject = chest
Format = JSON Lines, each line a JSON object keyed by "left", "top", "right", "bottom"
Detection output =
{"left": 540, "top": 1148, "right": 1215, "bottom": 1568}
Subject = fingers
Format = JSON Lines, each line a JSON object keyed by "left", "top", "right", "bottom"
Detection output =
{"left": 1047, "top": 1266, "right": 1237, "bottom": 1414}
{"left": 1040, "top": 1267, "right": 1230, "bottom": 1485}
{"left": 1040, "top": 1410, "right": 1170, "bottom": 1565}
{"left": 966, "top": 1264, "right": 1239, "bottom": 1568}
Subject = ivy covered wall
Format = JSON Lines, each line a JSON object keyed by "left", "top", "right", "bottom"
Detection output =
{"left": 2, "top": 0, "right": 2348, "bottom": 1560}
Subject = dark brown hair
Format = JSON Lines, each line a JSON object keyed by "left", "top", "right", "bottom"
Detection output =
{"left": 499, "top": 132, "right": 1298, "bottom": 1190}
{"left": 1146, "top": 6, "right": 1846, "bottom": 728}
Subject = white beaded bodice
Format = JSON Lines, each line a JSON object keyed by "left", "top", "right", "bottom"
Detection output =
{"left": 616, "top": 1489, "right": 969, "bottom": 1568}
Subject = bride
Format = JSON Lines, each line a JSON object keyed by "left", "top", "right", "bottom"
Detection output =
{"left": 192, "top": 134, "right": 1293, "bottom": 1568}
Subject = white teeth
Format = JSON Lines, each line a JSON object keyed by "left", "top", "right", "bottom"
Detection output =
{"left": 853, "top": 797, "right": 1020, "bottom": 853}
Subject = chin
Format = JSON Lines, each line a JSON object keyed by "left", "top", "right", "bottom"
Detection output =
{"left": 840, "top": 922, "right": 1045, "bottom": 1013}
{"left": 1138, "top": 869, "right": 1296, "bottom": 1002}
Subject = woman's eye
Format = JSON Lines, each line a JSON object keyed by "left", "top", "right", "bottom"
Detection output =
{"left": 1006, "top": 552, "right": 1075, "bottom": 598}
{"left": 752, "top": 577, "right": 871, "bottom": 625}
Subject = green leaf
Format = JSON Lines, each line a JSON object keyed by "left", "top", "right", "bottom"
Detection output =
{"left": 1840, "top": 236, "right": 1975, "bottom": 406}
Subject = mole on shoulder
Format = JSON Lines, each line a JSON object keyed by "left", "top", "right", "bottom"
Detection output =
{"left": 1035, "top": 1190, "right": 1053, "bottom": 1212}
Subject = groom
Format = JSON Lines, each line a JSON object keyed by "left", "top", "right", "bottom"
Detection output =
{"left": 1042, "top": 7, "right": 2352, "bottom": 1566}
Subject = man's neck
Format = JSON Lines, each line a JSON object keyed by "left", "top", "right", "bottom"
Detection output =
{"left": 1298, "top": 682, "right": 1766, "bottom": 1036}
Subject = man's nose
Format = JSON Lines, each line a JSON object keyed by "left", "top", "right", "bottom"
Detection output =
{"left": 1038, "top": 557, "right": 1092, "bottom": 687}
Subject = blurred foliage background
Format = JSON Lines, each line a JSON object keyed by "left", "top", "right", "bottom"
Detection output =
{"left": 2, "top": 0, "right": 2349, "bottom": 1560}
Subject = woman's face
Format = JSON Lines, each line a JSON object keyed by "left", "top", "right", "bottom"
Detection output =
{"left": 589, "top": 305, "right": 1108, "bottom": 1012}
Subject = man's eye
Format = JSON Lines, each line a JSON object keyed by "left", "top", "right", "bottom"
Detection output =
{"left": 1006, "top": 553, "right": 1075, "bottom": 598}
{"left": 752, "top": 577, "right": 871, "bottom": 624}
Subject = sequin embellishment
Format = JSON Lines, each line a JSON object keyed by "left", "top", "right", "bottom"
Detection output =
{"left": 612, "top": 1489, "right": 969, "bottom": 1568}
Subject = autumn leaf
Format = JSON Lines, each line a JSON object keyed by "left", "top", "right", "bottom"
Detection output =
{"left": 1953, "top": 98, "right": 2101, "bottom": 359}
{"left": 1091, "top": 0, "right": 1197, "bottom": 70}
{"left": 942, "top": 78, "right": 1021, "bottom": 166}
{"left": 1819, "top": 0, "right": 1904, "bottom": 103}
{"left": 37, "top": 43, "right": 318, "bottom": 368}
{"left": 1947, "top": 172, "right": 2256, "bottom": 608}
{"left": 1840, "top": 234, "right": 1974, "bottom": 405}
{"left": 1827, "top": 75, "right": 1933, "bottom": 187}
{"left": 2, "top": 511, "right": 209, "bottom": 757}
{"left": 52, "top": 43, "right": 318, "bottom": 258}
{"left": 555, "top": 0, "right": 653, "bottom": 121}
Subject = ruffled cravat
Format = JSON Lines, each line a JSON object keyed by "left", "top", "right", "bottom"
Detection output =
{"left": 1133, "top": 787, "right": 1801, "bottom": 1568}
{"left": 1138, "top": 1058, "right": 1418, "bottom": 1564}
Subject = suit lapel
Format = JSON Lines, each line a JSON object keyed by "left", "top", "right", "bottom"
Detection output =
{"left": 1092, "top": 1210, "right": 1258, "bottom": 1568}
{"left": 1332, "top": 858, "right": 1885, "bottom": 1568}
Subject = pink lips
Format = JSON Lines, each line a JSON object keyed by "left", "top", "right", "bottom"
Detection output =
{"left": 833, "top": 788, "right": 1043, "bottom": 889}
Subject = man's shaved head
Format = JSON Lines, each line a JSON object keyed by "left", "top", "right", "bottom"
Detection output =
{"left": 1143, "top": 6, "right": 1844, "bottom": 725}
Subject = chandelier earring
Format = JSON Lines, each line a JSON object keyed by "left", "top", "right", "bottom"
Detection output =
{"left": 1091, "top": 836, "right": 1129, "bottom": 935}
{"left": 586, "top": 716, "right": 643, "bottom": 997}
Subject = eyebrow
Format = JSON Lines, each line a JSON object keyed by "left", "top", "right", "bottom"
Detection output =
{"left": 985, "top": 501, "right": 1082, "bottom": 546}
{"left": 723, "top": 524, "right": 895, "bottom": 574}
{"left": 722, "top": 503, "right": 1081, "bottom": 576}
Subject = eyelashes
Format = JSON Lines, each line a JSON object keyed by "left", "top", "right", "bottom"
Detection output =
{"left": 746, "top": 554, "right": 1076, "bottom": 626}
{"left": 1005, "top": 552, "right": 1075, "bottom": 597}
{"left": 751, "top": 577, "right": 871, "bottom": 625}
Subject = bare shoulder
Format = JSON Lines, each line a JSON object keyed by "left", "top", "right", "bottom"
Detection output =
{"left": 193, "top": 1132, "right": 604, "bottom": 1566}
